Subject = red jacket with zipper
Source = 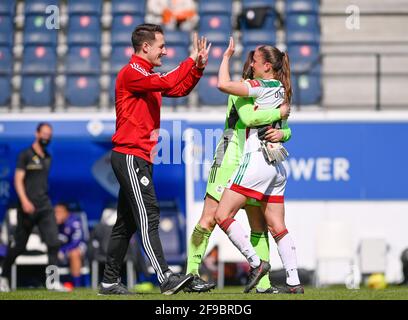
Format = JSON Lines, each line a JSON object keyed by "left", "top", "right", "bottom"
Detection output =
{"left": 112, "top": 54, "right": 203, "bottom": 163}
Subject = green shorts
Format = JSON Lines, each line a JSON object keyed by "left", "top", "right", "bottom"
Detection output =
{"left": 205, "top": 165, "right": 260, "bottom": 207}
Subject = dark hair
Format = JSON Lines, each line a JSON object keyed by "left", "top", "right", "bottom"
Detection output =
{"left": 242, "top": 50, "right": 254, "bottom": 80}
{"left": 55, "top": 202, "right": 70, "bottom": 212}
{"left": 36, "top": 122, "right": 52, "bottom": 132}
{"left": 257, "top": 46, "right": 292, "bottom": 103}
{"left": 131, "top": 23, "right": 164, "bottom": 53}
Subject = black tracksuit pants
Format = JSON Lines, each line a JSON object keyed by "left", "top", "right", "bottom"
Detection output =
{"left": 102, "top": 151, "right": 170, "bottom": 284}
{"left": 1, "top": 204, "right": 59, "bottom": 279}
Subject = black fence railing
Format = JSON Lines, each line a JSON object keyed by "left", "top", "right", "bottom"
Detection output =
{"left": 293, "top": 52, "right": 408, "bottom": 110}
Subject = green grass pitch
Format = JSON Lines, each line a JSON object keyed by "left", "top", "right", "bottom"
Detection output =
{"left": 1, "top": 286, "right": 408, "bottom": 300}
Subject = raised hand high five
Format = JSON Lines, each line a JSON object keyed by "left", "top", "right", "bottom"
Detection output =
{"left": 223, "top": 36, "right": 235, "bottom": 59}
{"left": 196, "top": 36, "right": 211, "bottom": 69}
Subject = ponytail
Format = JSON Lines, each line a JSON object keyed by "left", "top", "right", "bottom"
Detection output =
{"left": 242, "top": 50, "right": 254, "bottom": 80}
{"left": 279, "top": 52, "right": 292, "bottom": 104}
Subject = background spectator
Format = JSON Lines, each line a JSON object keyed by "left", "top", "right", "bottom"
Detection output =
{"left": 55, "top": 203, "right": 87, "bottom": 288}
{"left": 146, "top": 0, "right": 198, "bottom": 31}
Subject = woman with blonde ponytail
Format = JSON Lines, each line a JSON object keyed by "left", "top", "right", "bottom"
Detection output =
{"left": 214, "top": 37, "right": 304, "bottom": 294}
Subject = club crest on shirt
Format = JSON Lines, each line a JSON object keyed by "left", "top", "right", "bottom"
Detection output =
{"left": 32, "top": 155, "right": 40, "bottom": 164}
{"left": 248, "top": 80, "right": 261, "bottom": 87}
{"left": 140, "top": 176, "right": 149, "bottom": 186}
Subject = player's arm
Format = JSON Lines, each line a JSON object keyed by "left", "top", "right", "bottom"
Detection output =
{"left": 14, "top": 152, "right": 35, "bottom": 214}
{"left": 162, "top": 65, "right": 204, "bottom": 97}
{"left": 125, "top": 57, "right": 196, "bottom": 93}
{"left": 217, "top": 58, "right": 249, "bottom": 96}
{"left": 260, "top": 121, "right": 292, "bottom": 143}
{"left": 281, "top": 121, "right": 292, "bottom": 142}
{"left": 163, "top": 35, "right": 211, "bottom": 97}
{"left": 14, "top": 170, "right": 35, "bottom": 214}
{"left": 234, "top": 96, "right": 282, "bottom": 127}
{"left": 217, "top": 37, "right": 250, "bottom": 96}
{"left": 61, "top": 220, "right": 84, "bottom": 253}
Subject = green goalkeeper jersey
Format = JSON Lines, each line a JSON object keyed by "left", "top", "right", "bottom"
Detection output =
{"left": 211, "top": 94, "right": 291, "bottom": 169}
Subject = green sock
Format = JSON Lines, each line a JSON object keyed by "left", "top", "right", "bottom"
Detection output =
{"left": 251, "top": 231, "right": 270, "bottom": 290}
{"left": 186, "top": 224, "right": 212, "bottom": 276}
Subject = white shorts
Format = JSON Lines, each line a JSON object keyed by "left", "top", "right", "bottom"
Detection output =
{"left": 226, "top": 151, "right": 287, "bottom": 203}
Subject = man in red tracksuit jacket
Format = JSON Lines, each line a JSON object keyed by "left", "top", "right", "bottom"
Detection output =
{"left": 99, "top": 24, "right": 210, "bottom": 295}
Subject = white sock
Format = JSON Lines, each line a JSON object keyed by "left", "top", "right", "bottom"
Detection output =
{"left": 276, "top": 234, "right": 300, "bottom": 286}
{"left": 101, "top": 282, "right": 118, "bottom": 288}
{"left": 225, "top": 220, "right": 260, "bottom": 268}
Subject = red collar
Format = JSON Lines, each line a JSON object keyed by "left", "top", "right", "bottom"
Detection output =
{"left": 130, "top": 54, "right": 154, "bottom": 73}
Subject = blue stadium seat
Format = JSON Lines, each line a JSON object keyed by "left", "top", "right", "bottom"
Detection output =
{"left": 21, "top": 75, "right": 54, "bottom": 106}
{"left": 198, "top": 74, "right": 228, "bottom": 105}
{"left": 67, "top": 0, "right": 102, "bottom": 15}
{"left": 66, "top": 46, "right": 101, "bottom": 74}
{"left": 24, "top": 0, "right": 59, "bottom": 15}
{"left": 242, "top": 0, "right": 275, "bottom": 9}
{"left": 0, "top": 46, "right": 12, "bottom": 73}
{"left": 241, "top": 29, "right": 277, "bottom": 47}
{"left": 199, "top": 15, "right": 231, "bottom": 44}
{"left": 111, "top": 14, "right": 144, "bottom": 45}
{"left": 24, "top": 15, "right": 58, "bottom": 45}
{"left": 288, "top": 44, "right": 320, "bottom": 74}
{"left": 288, "top": 42, "right": 321, "bottom": 105}
{"left": 67, "top": 14, "right": 101, "bottom": 45}
{"left": 164, "top": 30, "right": 190, "bottom": 46}
{"left": 110, "top": 45, "right": 133, "bottom": 72}
{"left": 239, "top": 10, "right": 277, "bottom": 30}
{"left": 291, "top": 73, "right": 321, "bottom": 105}
{"left": 199, "top": 0, "right": 232, "bottom": 14}
{"left": 205, "top": 44, "right": 227, "bottom": 73}
{"left": 111, "top": 0, "right": 145, "bottom": 15}
{"left": 0, "top": 15, "right": 13, "bottom": 45}
{"left": 287, "top": 13, "right": 319, "bottom": 33}
{"left": 65, "top": 75, "right": 100, "bottom": 106}
{"left": 22, "top": 45, "right": 56, "bottom": 73}
{"left": 286, "top": 0, "right": 319, "bottom": 13}
{"left": 286, "top": 13, "right": 320, "bottom": 44}
{"left": 0, "top": 75, "right": 11, "bottom": 106}
{"left": 156, "top": 45, "right": 189, "bottom": 73}
{"left": 0, "top": 1, "right": 16, "bottom": 16}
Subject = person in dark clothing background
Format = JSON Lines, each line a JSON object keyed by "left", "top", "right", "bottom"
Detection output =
{"left": 99, "top": 24, "right": 211, "bottom": 295}
{"left": 0, "top": 123, "right": 63, "bottom": 292}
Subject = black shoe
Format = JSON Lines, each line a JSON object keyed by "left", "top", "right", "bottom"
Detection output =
{"left": 244, "top": 260, "right": 271, "bottom": 293}
{"left": 183, "top": 275, "right": 216, "bottom": 293}
{"left": 256, "top": 284, "right": 304, "bottom": 294}
{"left": 98, "top": 282, "right": 137, "bottom": 295}
{"left": 160, "top": 273, "right": 194, "bottom": 295}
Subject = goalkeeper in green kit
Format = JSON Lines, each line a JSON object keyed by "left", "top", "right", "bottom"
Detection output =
{"left": 183, "top": 51, "right": 292, "bottom": 293}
